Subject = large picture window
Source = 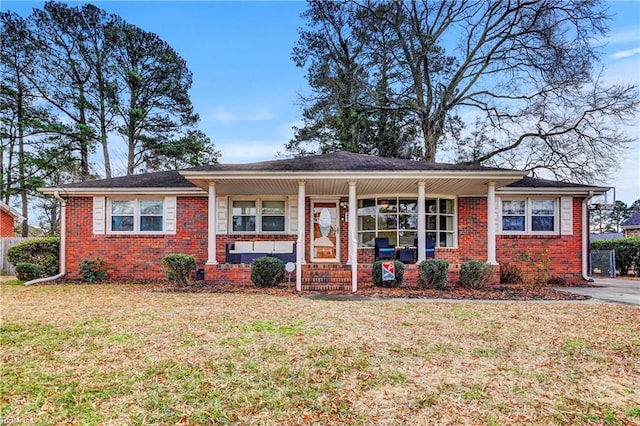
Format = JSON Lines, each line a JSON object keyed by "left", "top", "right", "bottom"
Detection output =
{"left": 109, "top": 199, "right": 163, "bottom": 233}
{"left": 357, "top": 197, "right": 456, "bottom": 247}
{"left": 500, "top": 198, "right": 557, "bottom": 234}
{"left": 232, "top": 199, "right": 286, "bottom": 233}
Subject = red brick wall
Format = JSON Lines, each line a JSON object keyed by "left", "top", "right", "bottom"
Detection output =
{"left": 496, "top": 198, "right": 584, "bottom": 283}
{"left": 457, "top": 197, "right": 488, "bottom": 263}
{"left": 65, "top": 196, "right": 208, "bottom": 280}
{"left": 64, "top": 194, "right": 587, "bottom": 284}
{"left": 1, "top": 209, "right": 16, "bottom": 237}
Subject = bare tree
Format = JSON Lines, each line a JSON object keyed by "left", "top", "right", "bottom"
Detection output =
{"left": 292, "top": 0, "right": 638, "bottom": 182}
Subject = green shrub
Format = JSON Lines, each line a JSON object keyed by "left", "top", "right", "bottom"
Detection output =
{"left": 591, "top": 236, "right": 640, "bottom": 276}
{"left": 372, "top": 260, "right": 405, "bottom": 288}
{"left": 79, "top": 258, "right": 107, "bottom": 283}
{"left": 162, "top": 254, "right": 196, "bottom": 287}
{"left": 417, "top": 259, "right": 449, "bottom": 289}
{"left": 459, "top": 261, "right": 494, "bottom": 290}
{"left": 14, "top": 262, "right": 45, "bottom": 281}
{"left": 500, "top": 263, "right": 524, "bottom": 284}
{"left": 7, "top": 237, "right": 59, "bottom": 277}
{"left": 251, "top": 256, "right": 285, "bottom": 287}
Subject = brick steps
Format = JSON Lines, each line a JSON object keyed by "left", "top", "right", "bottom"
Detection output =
{"left": 302, "top": 265, "right": 353, "bottom": 292}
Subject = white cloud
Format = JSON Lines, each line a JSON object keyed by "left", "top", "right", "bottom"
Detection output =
{"left": 610, "top": 47, "right": 640, "bottom": 59}
{"left": 602, "top": 27, "right": 640, "bottom": 46}
{"left": 210, "top": 108, "right": 275, "bottom": 123}
{"left": 217, "top": 139, "right": 286, "bottom": 163}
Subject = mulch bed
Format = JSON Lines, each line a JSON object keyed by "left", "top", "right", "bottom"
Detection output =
{"left": 156, "top": 281, "right": 591, "bottom": 301}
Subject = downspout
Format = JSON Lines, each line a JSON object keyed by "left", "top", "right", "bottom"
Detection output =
{"left": 25, "top": 191, "right": 66, "bottom": 285}
{"left": 582, "top": 192, "right": 595, "bottom": 283}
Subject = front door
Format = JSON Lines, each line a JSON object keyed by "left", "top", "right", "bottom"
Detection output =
{"left": 311, "top": 201, "right": 339, "bottom": 262}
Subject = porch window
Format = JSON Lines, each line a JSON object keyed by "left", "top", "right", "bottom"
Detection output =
{"left": 357, "top": 197, "right": 455, "bottom": 247}
{"left": 500, "top": 198, "right": 557, "bottom": 234}
{"left": 231, "top": 199, "right": 286, "bottom": 233}
{"left": 425, "top": 198, "right": 456, "bottom": 247}
{"left": 261, "top": 200, "right": 285, "bottom": 232}
{"left": 109, "top": 199, "right": 163, "bottom": 233}
{"left": 232, "top": 201, "right": 256, "bottom": 232}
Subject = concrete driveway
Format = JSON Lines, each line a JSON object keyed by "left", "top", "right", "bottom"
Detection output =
{"left": 554, "top": 278, "right": 640, "bottom": 306}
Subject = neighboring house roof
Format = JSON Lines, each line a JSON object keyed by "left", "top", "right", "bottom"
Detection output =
{"left": 40, "top": 152, "right": 609, "bottom": 197}
{"left": 0, "top": 201, "right": 24, "bottom": 220}
{"left": 590, "top": 233, "right": 623, "bottom": 241}
{"left": 621, "top": 211, "right": 640, "bottom": 229}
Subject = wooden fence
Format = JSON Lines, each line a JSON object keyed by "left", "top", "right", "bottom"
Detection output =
{"left": 0, "top": 237, "right": 29, "bottom": 275}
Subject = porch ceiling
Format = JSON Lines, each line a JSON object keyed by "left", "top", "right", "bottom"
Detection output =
{"left": 185, "top": 175, "right": 524, "bottom": 197}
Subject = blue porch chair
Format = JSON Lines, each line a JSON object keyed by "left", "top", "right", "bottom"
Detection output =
{"left": 414, "top": 236, "right": 436, "bottom": 259}
{"left": 374, "top": 237, "right": 395, "bottom": 260}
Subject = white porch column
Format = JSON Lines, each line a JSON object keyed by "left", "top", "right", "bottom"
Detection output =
{"left": 417, "top": 181, "right": 426, "bottom": 263}
{"left": 487, "top": 181, "right": 498, "bottom": 265}
{"left": 347, "top": 182, "right": 357, "bottom": 265}
{"left": 348, "top": 182, "right": 358, "bottom": 292}
{"left": 296, "top": 181, "right": 306, "bottom": 291}
{"left": 206, "top": 182, "right": 218, "bottom": 265}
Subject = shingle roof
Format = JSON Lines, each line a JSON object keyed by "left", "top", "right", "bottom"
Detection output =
{"left": 47, "top": 152, "right": 604, "bottom": 192}
{"left": 622, "top": 211, "right": 640, "bottom": 228}
{"left": 186, "top": 151, "right": 507, "bottom": 172}
{"left": 58, "top": 170, "right": 197, "bottom": 189}
{"left": 504, "top": 176, "right": 606, "bottom": 189}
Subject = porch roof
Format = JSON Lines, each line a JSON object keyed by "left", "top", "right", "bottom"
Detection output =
{"left": 180, "top": 152, "right": 526, "bottom": 196}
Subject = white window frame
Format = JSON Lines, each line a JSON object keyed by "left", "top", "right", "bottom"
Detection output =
{"left": 356, "top": 196, "right": 457, "bottom": 248}
{"left": 107, "top": 198, "right": 165, "bottom": 234}
{"left": 230, "top": 197, "right": 287, "bottom": 234}
{"left": 499, "top": 197, "right": 559, "bottom": 235}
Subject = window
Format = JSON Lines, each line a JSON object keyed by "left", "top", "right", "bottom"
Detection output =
{"left": 500, "top": 198, "right": 557, "bottom": 234}
{"left": 357, "top": 197, "right": 456, "bottom": 247}
{"left": 109, "top": 199, "right": 163, "bottom": 233}
{"left": 426, "top": 198, "right": 456, "bottom": 247}
{"left": 261, "top": 200, "right": 285, "bottom": 232}
{"left": 232, "top": 199, "right": 286, "bottom": 233}
{"left": 232, "top": 201, "right": 256, "bottom": 232}
{"left": 501, "top": 200, "right": 525, "bottom": 231}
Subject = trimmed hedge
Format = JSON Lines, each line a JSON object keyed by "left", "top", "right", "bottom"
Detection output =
{"left": 417, "top": 259, "right": 449, "bottom": 289}
{"left": 162, "top": 254, "right": 196, "bottom": 287}
{"left": 251, "top": 256, "right": 285, "bottom": 287}
{"left": 591, "top": 236, "right": 640, "bottom": 276}
{"left": 372, "top": 259, "right": 405, "bottom": 288}
{"left": 459, "top": 261, "right": 494, "bottom": 290}
{"left": 7, "top": 237, "right": 59, "bottom": 278}
{"left": 14, "top": 262, "right": 45, "bottom": 281}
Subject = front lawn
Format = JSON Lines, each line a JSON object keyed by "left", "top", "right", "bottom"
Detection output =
{"left": 1, "top": 284, "right": 638, "bottom": 425}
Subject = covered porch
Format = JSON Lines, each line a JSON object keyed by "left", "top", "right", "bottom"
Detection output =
{"left": 180, "top": 153, "right": 524, "bottom": 291}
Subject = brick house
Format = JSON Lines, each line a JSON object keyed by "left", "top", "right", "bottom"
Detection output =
{"left": 0, "top": 201, "right": 23, "bottom": 237}
{"left": 40, "top": 152, "right": 608, "bottom": 289}
{"left": 621, "top": 211, "right": 640, "bottom": 237}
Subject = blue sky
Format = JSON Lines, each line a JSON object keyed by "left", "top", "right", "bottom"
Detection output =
{"left": 3, "top": 1, "right": 639, "bottom": 205}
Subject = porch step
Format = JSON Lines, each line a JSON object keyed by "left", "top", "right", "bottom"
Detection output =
{"left": 302, "top": 265, "right": 353, "bottom": 292}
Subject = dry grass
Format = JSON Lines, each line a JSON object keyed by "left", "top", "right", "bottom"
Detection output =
{"left": 1, "top": 283, "right": 639, "bottom": 425}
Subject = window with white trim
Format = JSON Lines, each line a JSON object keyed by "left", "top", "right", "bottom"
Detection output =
{"left": 231, "top": 199, "right": 286, "bottom": 233}
{"left": 500, "top": 198, "right": 557, "bottom": 234}
{"left": 109, "top": 198, "right": 164, "bottom": 233}
{"left": 357, "top": 196, "right": 456, "bottom": 247}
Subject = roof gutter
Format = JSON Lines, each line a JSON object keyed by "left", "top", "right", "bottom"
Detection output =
{"left": 25, "top": 191, "right": 66, "bottom": 286}
{"left": 582, "top": 191, "right": 595, "bottom": 283}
